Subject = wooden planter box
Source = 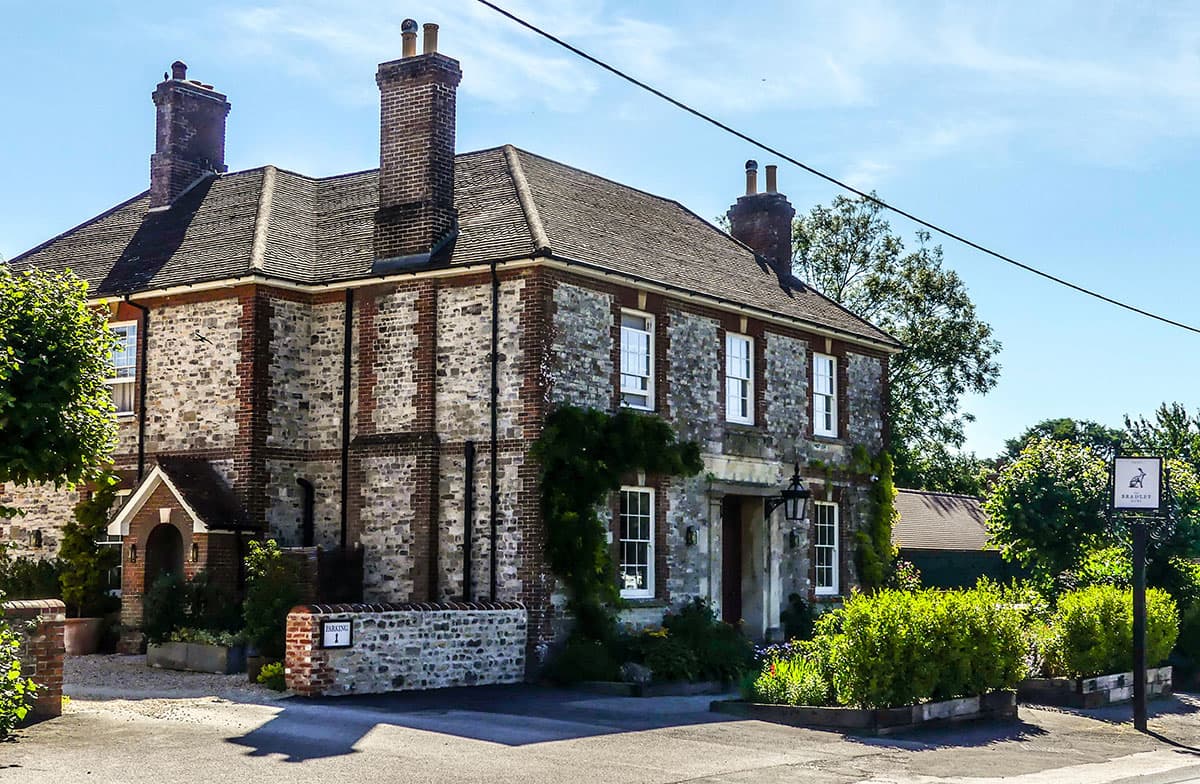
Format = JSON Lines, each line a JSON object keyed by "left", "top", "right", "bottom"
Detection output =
{"left": 147, "top": 642, "right": 246, "bottom": 675}
{"left": 711, "top": 691, "right": 1017, "bottom": 736}
{"left": 577, "top": 680, "right": 729, "bottom": 698}
{"left": 1017, "top": 666, "right": 1172, "bottom": 709}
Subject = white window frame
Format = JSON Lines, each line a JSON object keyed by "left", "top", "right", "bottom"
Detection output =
{"left": 618, "top": 486, "right": 655, "bottom": 599}
{"left": 725, "top": 333, "right": 754, "bottom": 425}
{"left": 813, "top": 353, "right": 837, "bottom": 437}
{"left": 108, "top": 321, "right": 138, "bottom": 417}
{"left": 619, "top": 310, "right": 654, "bottom": 411}
{"left": 813, "top": 501, "right": 839, "bottom": 596}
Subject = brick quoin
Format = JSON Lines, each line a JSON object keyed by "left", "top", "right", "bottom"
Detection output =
{"left": 3, "top": 599, "right": 66, "bottom": 720}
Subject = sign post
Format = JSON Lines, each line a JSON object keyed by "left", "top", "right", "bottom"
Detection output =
{"left": 1111, "top": 456, "right": 1165, "bottom": 733}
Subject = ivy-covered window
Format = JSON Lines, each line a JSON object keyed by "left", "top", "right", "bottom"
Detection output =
{"left": 620, "top": 311, "right": 653, "bottom": 410}
{"left": 813, "top": 353, "right": 837, "bottom": 437}
{"left": 814, "top": 500, "right": 839, "bottom": 596}
{"left": 109, "top": 322, "right": 138, "bottom": 415}
{"left": 725, "top": 333, "right": 753, "bottom": 424}
{"left": 619, "top": 487, "right": 654, "bottom": 598}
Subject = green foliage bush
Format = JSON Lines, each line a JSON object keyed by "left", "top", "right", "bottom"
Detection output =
{"left": 821, "top": 584, "right": 1025, "bottom": 708}
{"left": 58, "top": 476, "right": 120, "bottom": 618}
{"left": 167, "top": 627, "right": 243, "bottom": 647}
{"left": 142, "top": 572, "right": 188, "bottom": 645}
{"left": 0, "top": 614, "right": 36, "bottom": 738}
{"left": 642, "top": 633, "right": 699, "bottom": 683}
{"left": 1177, "top": 603, "right": 1200, "bottom": 664}
{"left": 1048, "top": 585, "right": 1178, "bottom": 678}
{"left": 0, "top": 550, "right": 63, "bottom": 600}
{"left": 660, "top": 598, "right": 753, "bottom": 681}
{"left": 744, "top": 654, "right": 832, "bottom": 707}
{"left": 546, "top": 636, "right": 620, "bottom": 684}
{"left": 256, "top": 661, "right": 287, "bottom": 691}
{"left": 780, "top": 593, "right": 815, "bottom": 641}
{"left": 242, "top": 540, "right": 303, "bottom": 660}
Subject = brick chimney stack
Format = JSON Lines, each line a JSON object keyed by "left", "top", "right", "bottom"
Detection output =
{"left": 727, "top": 160, "right": 796, "bottom": 269}
{"left": 149, "top": 61, "right": 230, "bottom": 210}
{"left": 374, "top": 19, "right": 463, "bottom": 265}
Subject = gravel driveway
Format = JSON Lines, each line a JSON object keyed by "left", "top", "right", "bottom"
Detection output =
{"left": 65, "top": 653, "right": 284, "bottom": 705}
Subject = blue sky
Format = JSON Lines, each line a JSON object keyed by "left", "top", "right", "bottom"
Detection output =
{"left": 2, "top": 0, "right": 1198, "bottom": 459}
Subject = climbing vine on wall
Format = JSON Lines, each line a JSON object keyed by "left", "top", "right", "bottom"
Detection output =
{"left": 807, "top": 447, "right": 898, "bottom": 592}
{"left": 532, "top": 406, "right": 703, "bottom": 641}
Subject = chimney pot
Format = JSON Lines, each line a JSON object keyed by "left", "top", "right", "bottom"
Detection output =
{"left": 765, "top": 164, "right": 778, "bottom": 193}
{"left": 727, "top": 159, "right": 795, "bottom": 267}
{"left": 423, "top": 23, "right": 439, "bottom": 54}
{"left": 150, "top": 64, "right": 230, "bottom": 209}
{"left": 402, "top": 18, "right": 418, "bottom": 58}
{"left": 744, "top": 159, "right": 758, "bottom": 196}
{"left": 171, "top": 60, "right": 187, "bottom": 80}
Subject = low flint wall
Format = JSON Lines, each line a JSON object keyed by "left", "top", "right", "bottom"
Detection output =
{"left": 2, "top": 599, "right": 66, "bottom": 721}
{"left": 285, "top": 601, "right": 527, "bottom": 697}
{"left": 1018, "top": 666, "right": 1173, "bottom": 708}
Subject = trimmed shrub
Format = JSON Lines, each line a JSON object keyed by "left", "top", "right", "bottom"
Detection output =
{"left": 745, "top": 655, "right": 832, "bottom": 707}
{"left": 1178, "top": 603, "right": 1200, "bottom": 665}
{"left": 822, "top": 585, "right": 1025, "bottom": 708}
{"left": 661, "top": 598, "right": 753, "bottom": 681}
{"left": 0, "top": 552, "right": 63, "bottom": 601}
{"left": 256, "top": 661, "right": 286, "bottom": 691}
{"left": 1049, "top": 585, "right": 1179, "bottom": 678}
{"left": 59, "top": 478, "right": 120, "bottom": 618}
{"left": 242, "top": 540, "right": 302, "bottom": 660}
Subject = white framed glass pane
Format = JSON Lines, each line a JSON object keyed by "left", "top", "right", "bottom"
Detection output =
{"left": 111, "top": 381, "right": 135, "bottom": 414}
{"left": 814, "top": 502, "right": 838, "bottom": 594}
{"left": 619, "top": 488, "right": 654, "bottom": 597}
{"left": 620, "top": 311, "right": 654, "bottom": 409}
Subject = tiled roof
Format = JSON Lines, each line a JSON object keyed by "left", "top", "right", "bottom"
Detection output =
{"left": 892, "top": 489, "right": 993, "bottom": 552}
{"left": 10, "top": 146, "right": 897, "bottom": 347}
{"left": 156, "top": 456, "right": 257, "bottom": 531}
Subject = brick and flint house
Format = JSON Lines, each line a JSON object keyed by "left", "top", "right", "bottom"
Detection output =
{"left": 4, "top": 21, "right": 899, "bottom": 656}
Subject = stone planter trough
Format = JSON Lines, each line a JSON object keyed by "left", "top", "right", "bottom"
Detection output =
{"left": 1017, "top": 666, "right": 1172, "bottom": 709}
{"left": 577, "top": 680, "right": 730, "bottom": 698}
{"left": 711, "top": 691, "right": 1018, "bottom": 736}
{"left": 147, "top": 641, "right": 247, "bottom": 675}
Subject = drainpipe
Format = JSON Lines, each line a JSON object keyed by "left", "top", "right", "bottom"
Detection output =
{"left": 339, "top": 289, "right": 354, "bottom": 552}
{"left": 489, "top": 261, "right": 500, "bottom": 601}
{"left": 123, "top": 298, "right": 150, "bottom": 480}
{"left": 463, "top": 440, "right": 475, "bottom": 601}
{"left": 297, "top": 478, "right": 315, "bottom": 547}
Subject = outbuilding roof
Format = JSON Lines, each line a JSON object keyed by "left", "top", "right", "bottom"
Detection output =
{"left": 11, "top": 146, "right": 898, "bottom": 349}
{"left": 892, "top": 489, "right": 993, "bottom": 552}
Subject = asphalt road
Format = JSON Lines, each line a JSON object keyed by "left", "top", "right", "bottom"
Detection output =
{"left": 4, "top": 686, "right": 1200, "bottom": 783}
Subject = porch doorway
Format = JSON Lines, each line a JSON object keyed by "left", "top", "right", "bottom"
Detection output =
{"left": 144, "top": 523, "right": 184, "bottom": 584}
{"left": 721, "top": 495, "right": 769, "bottom": 638}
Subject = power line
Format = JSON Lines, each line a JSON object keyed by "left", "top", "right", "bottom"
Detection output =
{"left": 475, "top": 0, "right": 1200, "bottom": 336}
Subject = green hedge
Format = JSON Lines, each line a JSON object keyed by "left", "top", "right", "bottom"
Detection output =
{"left": 1047, "top": 585, "right": 1178, "bottom": 678}
{"left": 818, "top": 585, "right": 1026, "bottom": 709}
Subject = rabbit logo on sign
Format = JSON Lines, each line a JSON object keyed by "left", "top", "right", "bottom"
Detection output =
{"left": 1113, "top": 457, "right": 1162, "bottom": 511}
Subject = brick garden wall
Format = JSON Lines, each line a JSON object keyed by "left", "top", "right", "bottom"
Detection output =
{"left": 285, "top": 601, "right": 526, "bottom": 697}
{"left": 2, "top": 599, "right": 65, "bottom": 721}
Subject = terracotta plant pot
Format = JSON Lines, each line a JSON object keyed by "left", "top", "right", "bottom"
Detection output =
{"left": 63, "top": 617, "right": 105, "bottom": 656}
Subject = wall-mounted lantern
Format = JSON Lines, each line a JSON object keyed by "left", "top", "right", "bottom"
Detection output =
{"left": 129, "top": 543, "right": 138, "bottom": 563}
{"left": 765, "top": 463, "right": 811, "bottom": 523}
{"left": 685, "top": 526, "right": 698, "bottom": 547}
{"left": 191, "top": 541, "right": 200, "bottom": 562}
{"left": 28, "top": 529, "right": 42, "bottom": 548}
{"left": 787, "top": 530, "right": 801, "bottom": 550}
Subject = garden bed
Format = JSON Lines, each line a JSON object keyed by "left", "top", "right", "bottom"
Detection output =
{"left": 576, "top": 680, "right": 730, "bottom": 698}
{"left": 147, "top": 641, "right": 246, "bottom": 675}
{"left": 1017, "top": 666, "right": 1172, "bottom": 709}
{"left": 711, "top": 691, "right": 1017, "bottom": 736}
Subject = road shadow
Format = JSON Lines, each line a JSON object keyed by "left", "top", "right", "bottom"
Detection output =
{"left": 225, "top": 684, "right": 730, "bottom": 762}
{"left": 849, "top": 716, "right": 1049, "bottom": 751}
{"left": 1023, "top": 692, "right": 1200, "bottom": 756}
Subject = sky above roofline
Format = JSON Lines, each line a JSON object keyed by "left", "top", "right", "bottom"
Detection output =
{"left": 2, "top": 0, "right": 1198, "bottom": 459}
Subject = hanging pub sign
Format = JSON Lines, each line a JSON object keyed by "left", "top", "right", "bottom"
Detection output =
{"left": 1112, "top": 457, "right": 1164, "bottom": 512}
{"left": 320, "top": 619, "right": 353, "bottom": 649}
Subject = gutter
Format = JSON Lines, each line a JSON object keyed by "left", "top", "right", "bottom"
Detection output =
{"left": 339, "top": 289, "right": 354, "bottom": 552}
{"left": 489, "top": 260, "right": 500, "bottom": 601}
{"left": 123, "top": 297, "right": 150, "bottom": 480}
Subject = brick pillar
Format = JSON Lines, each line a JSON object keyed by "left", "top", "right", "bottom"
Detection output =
{"left": 284, "top": 607, "right": 331, "bottom": 696}
{"left": 2, "top": 599, "right": 66, "bottom": 721}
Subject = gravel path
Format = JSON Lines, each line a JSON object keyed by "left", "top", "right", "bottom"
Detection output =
{"left": 65, "top": 653, "right": 285, "bottom": 705}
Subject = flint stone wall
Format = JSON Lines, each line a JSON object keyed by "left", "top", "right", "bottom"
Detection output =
{"left": 285, "top": 601, "right": 527, "bottom": 696}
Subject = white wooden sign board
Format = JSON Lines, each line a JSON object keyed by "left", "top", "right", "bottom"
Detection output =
{"left": 1113, "top": 457, "right": 1163, "bottom": 511}
{"left": 321, "top": 619, "right": 353, "bottom": 649}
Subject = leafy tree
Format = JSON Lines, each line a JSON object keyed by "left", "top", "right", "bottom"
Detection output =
{"left": 0, "top": 267, "right": 117, "bottom": 517}
{"left": 983, "top": 438, "right": 1109, "bottom": 580}
{"left": 792, "top": 196, "right": 1000, "bottom": 490}
{"left": 1003, "top": 418, "right": 1125, "bottom": 463}
{"left": 242, "top": 539, "right": 302, "bottom": 661}
{"left": 1125, "top": 403, "right": 1200, "bottom": 475}
{"left": 891, "top": 441, "right": 986, "bottom": 496}
{"left": 58, "top": 472, "right": 121, "bottom": 618}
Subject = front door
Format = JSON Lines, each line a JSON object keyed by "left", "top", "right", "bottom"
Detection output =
{"left": 721, "top": 496, "right": 742, "bottom": 625}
